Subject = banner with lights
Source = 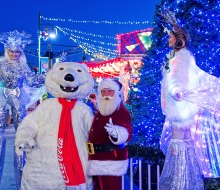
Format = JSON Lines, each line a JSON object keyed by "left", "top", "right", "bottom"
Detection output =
{"left": 116, "top": 28, "right": 153, "bottom": 56}
{"left": 40, "top": 57, "right": 49, "bottom": 74}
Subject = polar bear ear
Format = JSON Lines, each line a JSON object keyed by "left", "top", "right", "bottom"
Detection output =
{"left": 80, "top": 63, "right": 89, "bottom": 71}
{"left": 52, "top": 61, "right": 60, "bottom": 68}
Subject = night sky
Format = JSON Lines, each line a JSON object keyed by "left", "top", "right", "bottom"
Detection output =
{"left": 0, "top": 0, "right": 161, "bottom": 67}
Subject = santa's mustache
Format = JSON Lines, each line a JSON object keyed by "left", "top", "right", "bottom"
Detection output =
{"left": 100, "top": 95, "right": 114, "bottom": 100}
{"left": 97, "top": 95, "right": 120, "bottom": 116}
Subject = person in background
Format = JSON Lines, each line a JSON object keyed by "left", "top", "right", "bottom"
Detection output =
{"left": 0, "top": 30, "right": 45, "bottom": 130}
{"left": 87, "top": 79, "right": 132, "bottom": 190}
{"left": 86, "top": 93, "right": 98, "bottom": 114}
{"left": 0, "top": 30, "right": 45, "bottom": 188}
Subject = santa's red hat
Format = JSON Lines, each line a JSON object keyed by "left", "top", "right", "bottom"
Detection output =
{"left": 98, "top": 79, "right": 124, "bottom": 100}
{"left": 98, "top": 79, "right": 122, "bottom": 91}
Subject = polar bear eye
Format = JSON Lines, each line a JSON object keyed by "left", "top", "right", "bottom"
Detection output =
{"left": 77, "top": 69, "right": 82, "bottom": 72}
{"left": 59, "top": 67, "right": 64, "bottom": 70}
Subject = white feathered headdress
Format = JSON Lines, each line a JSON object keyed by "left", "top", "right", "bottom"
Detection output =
{"left": 0, "top": 30, "right": 32, "bottom": 50}
{"left": 159, "top": 8, "right": 190, "bottom": 50}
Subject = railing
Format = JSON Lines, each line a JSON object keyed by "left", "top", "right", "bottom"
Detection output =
{"left": 0, "top": 124, "right": 6, "bottom": 185}
{"left": 123, "top": 158, "right": 161, "bottom": 190}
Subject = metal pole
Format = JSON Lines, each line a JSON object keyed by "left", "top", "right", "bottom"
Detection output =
{"left": 130, "top": 158, "right": 133, "bottom": 190}
{"left": 38, "top": 12, "right": 41, "bottom": 73}
{"left": 122, "top": 175, "right": 124, "bottom": 190}
{"left": 48, "top": 38, "right": 52, "bottom": 69}
{"left": 82, "top": 49, "right": 86, "bottom": 62}
{"left": 157, "top": 165, "right": 160, "bottom": 190}
{"left": 148, "top": 164, "right": 151, "bottom": 190}
{"left": 139, "top": 159, "right": 142, "bottom": 190}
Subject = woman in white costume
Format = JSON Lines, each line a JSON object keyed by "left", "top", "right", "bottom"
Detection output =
{"left": 159, "top": 9, "right": 220, "bottom": 189}
{"left": 159, "top": 19, "right": 206, "bottom": 189}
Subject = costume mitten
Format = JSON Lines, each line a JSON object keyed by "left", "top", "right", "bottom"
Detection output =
{"left": 104, "top": 117, "right": 118, "bottom": 138}
{"left": 170, "top": 88, "right": 190, "bottom": 102}
{"left": 15, "top": 138, "right": 35, "bottom": 156}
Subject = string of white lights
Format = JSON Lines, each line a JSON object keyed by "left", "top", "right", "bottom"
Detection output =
{"left": 70, "top": 38, "right": 102, "bottom": 59}
{"left": 76, "top": 41, "right": 118, "bottom": 56}
{"left": 74, "top": 38, "right": 117, "bottom": 56}
{"left": 55, "top": 26, "right": 116, "bottom": 40}
{"left": 41, "top": 16, "right": 150, "bottom": 25}
{"left": 56, "top": 26, "right": 116, "bottom": 47}
{"left": 57, "top": 27, "right": 118, "bottom": 59}
{"left": 58, "top": 28, "right": 118, "bottom": 55}
{"left": 70, "top": 37, "right": 117, "bottom": 60}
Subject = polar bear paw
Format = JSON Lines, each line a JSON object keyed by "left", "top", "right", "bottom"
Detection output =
{"left": 15, "top": 139, "right": 35, "bottom": 156}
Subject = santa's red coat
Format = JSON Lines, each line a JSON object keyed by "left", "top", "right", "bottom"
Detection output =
{"left": 87, "top": 103, "right": 132, "bottom": 176}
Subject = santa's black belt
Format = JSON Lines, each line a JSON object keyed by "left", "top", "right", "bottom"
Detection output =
{"left": 86, "top": 143, "right": 125, "bottom": 155}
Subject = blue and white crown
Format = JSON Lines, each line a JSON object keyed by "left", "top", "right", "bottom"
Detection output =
{"left": 0, "top": 30, "right": 32, "bottom": 50}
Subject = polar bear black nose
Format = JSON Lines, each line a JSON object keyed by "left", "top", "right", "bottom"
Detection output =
{"left": 64, "top": 74, "right": 75, "bottom": 82}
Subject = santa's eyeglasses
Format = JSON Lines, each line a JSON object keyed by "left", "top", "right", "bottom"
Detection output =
{"left": 101, "top": 88, "right": 115, "bottom": 97}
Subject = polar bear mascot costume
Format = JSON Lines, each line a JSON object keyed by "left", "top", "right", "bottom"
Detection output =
{"left": 15, "top": 62, "right": 94, "bottom": 190}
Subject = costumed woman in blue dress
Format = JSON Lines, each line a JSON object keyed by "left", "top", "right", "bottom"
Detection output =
{"left": 159, "top": 10, "right": 220, "bottom": 190}
{"left": 0, "top": 30, "right": 45, "bottom": 189}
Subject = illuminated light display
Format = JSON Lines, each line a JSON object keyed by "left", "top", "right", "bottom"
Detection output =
{"left": 83, "top": 57, "right": 142, "bottom": 79}
{"left": 117, "top": 28, "right": 153, "bottom": 56}
{"left": 41, "top": 16, "right": 150, "bottom": 25}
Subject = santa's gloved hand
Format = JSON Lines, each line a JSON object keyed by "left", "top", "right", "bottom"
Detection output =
{"left": 173, "top": 91, "right": 184, "bottom": 101}
{"left": 171, "top": 89, "right": 190, "bottom": 102}
{"left": 15, "top": 139, "right": 35, "bottom": 156}
{"left": 104, "top": 118, "right": 118, "bottom": 138}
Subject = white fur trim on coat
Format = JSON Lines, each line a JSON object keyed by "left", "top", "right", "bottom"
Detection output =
{"left": 109, "top": 125, "right": 129, "bottom": 145}
{"left": 87, "top": 160, "right": 128, "bottom": 176}
{"left": 161, "top": 48, "right": 200, "bottom": 129}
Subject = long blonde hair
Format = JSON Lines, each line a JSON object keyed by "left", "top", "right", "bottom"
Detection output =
{"left": 4, "top": 48, "right": 31, "bottom": 72}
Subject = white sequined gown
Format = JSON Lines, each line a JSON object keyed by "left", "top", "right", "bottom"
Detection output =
{"left": 159, "top": 48, "right": 205, "bottom": 190}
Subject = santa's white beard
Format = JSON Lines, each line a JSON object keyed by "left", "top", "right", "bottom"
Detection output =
{"left": 97, "top": 94, "right": 121, "bottom": 116}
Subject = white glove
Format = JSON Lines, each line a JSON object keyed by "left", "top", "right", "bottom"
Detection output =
{"left": 173, "top": 91, "right": 184, "bottom": 101}
{"left": 172, "top": 89, "right": 190, "bottom": 102}
{"left": 15, "top": 139, "right": 35, "bottom": 156}
{"left": 104, "top": 118, "right": 118, "bottom": 138}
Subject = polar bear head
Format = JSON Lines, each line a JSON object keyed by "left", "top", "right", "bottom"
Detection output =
{"left": 45, "top": 62, "right": 94, "bottom": 99}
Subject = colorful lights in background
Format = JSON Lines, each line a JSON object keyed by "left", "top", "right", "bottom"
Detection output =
{"left": 39, "top": 1, "right": 220, "bottom": 164}
{"left": 128, "top": 0, "right": 220, "bottom": 161}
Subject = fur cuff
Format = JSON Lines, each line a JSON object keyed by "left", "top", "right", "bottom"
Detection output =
{"left": 87, "top": 160, "right": 128, "bottom": 176}
{"left": 109, "top": 125, "right": 128, "bottom": 145}
{"left": 169, "top": 87, "right": 182, "bottom": 97}
{"left": 169, "top": 117, "right": 196, "bottom": 129}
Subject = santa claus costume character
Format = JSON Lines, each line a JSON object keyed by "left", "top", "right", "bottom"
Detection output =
{"left": 87, "top": 79, "right": 132, "bottom": 190}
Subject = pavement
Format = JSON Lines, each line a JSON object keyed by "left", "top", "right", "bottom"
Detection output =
{"left": 0, "top": 124, "right": 18, "bottom": 190}
{"left": 0, "top": 125, "right": 138, "bottom": 190}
